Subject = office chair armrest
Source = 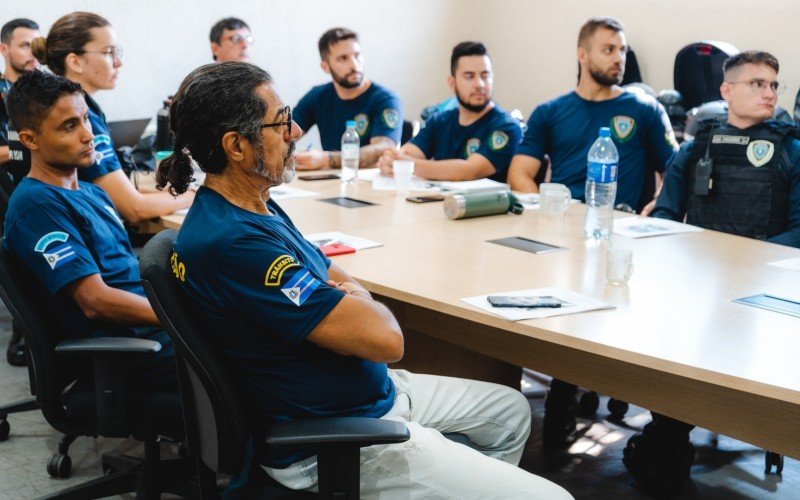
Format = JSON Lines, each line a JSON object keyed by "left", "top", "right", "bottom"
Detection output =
{"left": 55, "top": 337, "right": 162, "bottom": 355}
{"left": 55, "top": 337, "right": 162, "bottom": 438}
{"left": 266, "top": 416, "right": 410, "bottom": 449}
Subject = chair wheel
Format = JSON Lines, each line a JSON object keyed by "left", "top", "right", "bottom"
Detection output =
{"left": 578, "top": 391, "right": 600, "bottom": 417}
{"left": 607, "top": 398, "right": 629, "bottom": 420}
{"left": 47, "top": 453, "right": 72, "bottom": 478}
{"left": 765, "top": 451, "right": 784, "bottom": 475}
{"left": 0, "top": 419, "right": 9, "bottom": 441}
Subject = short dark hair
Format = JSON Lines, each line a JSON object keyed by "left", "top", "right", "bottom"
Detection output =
{"left": 156, "top": 62, "right": 272, "bottom": 195}
{"left": 1, "top": 18, "right": 39, "bottom": 44}
{"left": 723, "top": 50, "right": 779, "bottom": 76}
{"left": 7, "top": 69, "right": 83, "bottom": 133}
{"left": 577, "top": 16, "right": 624, "bottom": 48}
{"left": 30, "top": 12, "right": 110, "bottom": 76}
{"left": 450, "top": 41, "right": 488, "bottom": 76}
{"left": 209, "top": 17, "right": 249, "bottom": 44}
{"left": 318, "top": 27, "right": 358, "bottom": 59}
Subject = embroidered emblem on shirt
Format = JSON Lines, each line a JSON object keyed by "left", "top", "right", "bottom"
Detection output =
{"left": 464, "top": 138, "right": 481, "bottom": 157}
{"left": 103, "top": 205, "right": 125, "bottom": 227}
{"left": 265, "top": 255, "right": 298, "bottom": 286}
{"left": 280, "top": 268, "right": 320, "bottom": 306}
{"left": 354, "top": 113, "right": 369, "bottom": 137}
{"left": 611, "top": 116, "right": 636, "bottom": 141}
{"left": 489, "top": 131, "right": 509, "bottom": 151}
{"left": 92, "top": 134, "right": 115, "bottom": 164}
{"left": 34, "top": 231, "right": 76, "bottom": 270}
{"left": 382, "top": 109, "right": 399, "bottom": 130}
{"left": 746, "top": 140, "right": 774, "bottom": 167}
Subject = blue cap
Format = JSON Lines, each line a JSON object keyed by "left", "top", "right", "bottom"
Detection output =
{"left": 599, "top": 127, "right": 611, "bottom": 137}
{"left": 346, "top": 120, "right": 356, "bottom": 128}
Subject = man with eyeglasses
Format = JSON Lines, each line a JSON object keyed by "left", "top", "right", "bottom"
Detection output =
{"left": 294, "top": 27, "right": 402, "bottom": 170}
{"left": 209, "top": 17, "right": 252, "bottom": 63}
{"left": 651, "top": 51, "right": 800, "bottom": 248}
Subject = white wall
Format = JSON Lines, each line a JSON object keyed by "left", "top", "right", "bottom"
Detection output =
{"left": 477, "top": 0, "right": 800, "bottom": 117}
{"left": 1, "top": 0, "right": 463, "bottom": 123}
{"left": 3, "top": 0, "right": 800, "bottom": 124}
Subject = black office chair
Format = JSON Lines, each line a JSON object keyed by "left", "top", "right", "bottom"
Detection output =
{"left": 401, "top": 119, "right": 420, "bottom": 145}
{"left": 0, "top": 238, "right": 200, "bottom": 498}
{"left": 139, "top": 229, "right": 411, "bottom": 499}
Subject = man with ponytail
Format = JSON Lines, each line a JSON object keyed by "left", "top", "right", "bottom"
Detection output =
{"left": 8, "top": 11, "right": 193, "bottom": 223}
{"left": 3, "top": 69, "right": 176, "bottom": 387}
{"left": 162, "top": 61, "right": 571, "bottom": 499}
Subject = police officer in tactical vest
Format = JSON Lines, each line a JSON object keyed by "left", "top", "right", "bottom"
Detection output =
{"left": 623, "top": 51, "right": 800, "bottom": 497}
{"left": 652, "top": 50, "right": 800, "bottom": 248}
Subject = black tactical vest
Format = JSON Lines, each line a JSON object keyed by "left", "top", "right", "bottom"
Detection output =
{"left": 685, "top": 121, "right": 794, "bottom": 240}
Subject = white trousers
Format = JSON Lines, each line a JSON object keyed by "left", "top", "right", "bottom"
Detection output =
{"left": 263, "top": 369, "right": 573, "bottom": 499}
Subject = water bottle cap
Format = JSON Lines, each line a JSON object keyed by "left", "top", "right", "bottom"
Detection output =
{"left": 346, "top": 120, "right": 356, "bottom": 128}
{"left": 599, "top": 127, "right": 611, "bottom": 137}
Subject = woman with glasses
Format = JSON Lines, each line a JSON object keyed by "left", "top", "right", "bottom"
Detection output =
{"left": 18, "top": 11, "right": 194, "bottom": 224}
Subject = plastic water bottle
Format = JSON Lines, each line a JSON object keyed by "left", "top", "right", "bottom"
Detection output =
{"left": 584, "top": 127, "right": 618, "bottom": 239}
{"left": 341, "top": 120, "right": 360, "bottom": 184}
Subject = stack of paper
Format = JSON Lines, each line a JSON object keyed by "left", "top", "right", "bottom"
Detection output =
{"left": 613, "top": 216, "right": 703, "bottom": 238}
{"left": 304, "top": 231, "right": 383, "bottom": 251}
{"left": 269, "top": 185, "right": 319, "bottom": 200}
{"left": 461, "top": 287, "right": 614, "bottom": 321}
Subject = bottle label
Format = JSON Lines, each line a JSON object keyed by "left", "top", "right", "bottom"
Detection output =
{"left": 587, "top": 161, "right": 618, "bottom": 183}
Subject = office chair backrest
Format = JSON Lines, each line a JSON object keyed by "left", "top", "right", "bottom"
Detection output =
{"left": 139, "top": 230, "right": 247, "bottom": 476}
{"left": 674, "top": 41, "right": 739, "bottom": 111}
{"left": 0, "top": 238, "right": 87, "bottom": 434}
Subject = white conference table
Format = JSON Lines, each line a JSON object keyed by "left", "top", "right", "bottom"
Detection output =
{"left": 153, "top": 174, "right": 800, "bottom": 460}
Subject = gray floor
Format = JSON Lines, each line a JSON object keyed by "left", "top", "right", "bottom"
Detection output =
{"left": 0, "top": 309, "right": 797, "bottom": 499}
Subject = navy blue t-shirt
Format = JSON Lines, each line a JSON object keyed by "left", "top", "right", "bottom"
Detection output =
{"left": 3, "top": 178, "right": 141, "bottom": 339}
{"left": 0, "top": 78, "right": 11, "bottom": 148}
{"left": 294, "top": 81, "right": 403, "bottom": 151}
{"left": 5, "top": 92, "right": 121, "bottom": 184}
{"left": 173, "top": 187, "right": 396, "bottom": 467}
{"left": 517, "top": 90, "right": 678, "bottom": 208}
{"left": 409, "top": 105, "right": 522, "bottom": 182}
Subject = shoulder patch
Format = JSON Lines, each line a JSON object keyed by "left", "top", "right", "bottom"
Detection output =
{"left": 382, "top": 108, "right": 399, "bottom": 129}
{"left": 464, "top": 138, "right": 481, "bottom": 157}
{"left": 489, "top": 131, "right": 510, "bottom": 151}
{"left": 280, "top": 267, "right": 321, "bottom": 306}
{"left": 92, "top": 134, "right": 115, "bottom": 163}
{"left": 746, "top": 140, "right": 774, "bottom": 167}
{"left": 34, "top": 231, "right": 76, "bottom": 270}
{"left": 354, "top": 113, "right": 369, "bottom": 137}
{"left": 611, "top": 115, "right": 636, "bottom": 141}
{"left": 265, "top": 255, "right": 299, "bottom": 286}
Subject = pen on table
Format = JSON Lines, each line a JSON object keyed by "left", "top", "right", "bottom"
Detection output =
{"left": 305, "top": 143, "right": 313, "bottom": 151}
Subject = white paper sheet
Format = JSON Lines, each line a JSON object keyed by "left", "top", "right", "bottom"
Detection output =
{"left": 268, "top": 185, "right": 319, "bottom": 200}
{"left": 612, "top": 216, "right": 703, "bottom": 238}
{"left": 304, "top": 231, "right": 383, "bottom": 251}
{"left": 461, "top": 287, "right": 615, "bottom": 321}
{"left": 767, "top": 257, "right": 800, "bottom": 272}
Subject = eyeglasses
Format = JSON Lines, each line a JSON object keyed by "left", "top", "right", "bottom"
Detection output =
{"left": 727, "top": 79, "right": 786, "bottom": 96}
{"left": 226, "top": 34, "right": 254, "bottom": 45}
{"left": 260, "top": 106, "right": 292, "bottom": 135}
{"left": 80, "top": 46, "right": 123, "bottom": 61}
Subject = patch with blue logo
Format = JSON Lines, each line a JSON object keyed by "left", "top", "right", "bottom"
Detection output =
{"left": 611, "top": 116, "right": 636, "bottom": 141}
{"left": 92, "top": 134, "right": 116, "bottom": 164}
{"left": 746, "top": 140, "right": 774, "bottom": 167}
{"left": 382, "top": 109, "right": 399, "bottom": 129}
{"left": 280, "top": 267, "right": 321, "bottom": 306}
{"left": 464, "top": 138, "right": 481, "bottom": 157}
{"left": 488, "top": 131, "right": 509, "bottom": 151}
{"left": 34, "top": 231, "right": 77, "bottom": 270}
{"left": 354, "top": 114, "right": 369, "bottom": 137}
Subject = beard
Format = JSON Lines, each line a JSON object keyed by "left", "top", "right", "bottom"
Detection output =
{"left": 588, "top": 63, "right": 624, "bottom": 87}
{"left": 331, "top": 68, "right": 363, "bottom": 89}
{"left": 252, "top": 138, "right": 296, "bottom": 185}
{"left": 10, "top": 58, "right": 38, "bottom": 75}
{"left": 455, "top": 85, "right": 491, "bottom": 113}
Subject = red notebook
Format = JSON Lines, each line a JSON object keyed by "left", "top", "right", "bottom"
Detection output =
{"left": 319, "top": 243, "right": 356, "bottom": 256}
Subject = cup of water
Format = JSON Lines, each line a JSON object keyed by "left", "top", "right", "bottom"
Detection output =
{"left": 606, "top": 248, "right": 633, "bottom": 285}
{"left": 393, "top": 160, "right": 414, "bottom": 195}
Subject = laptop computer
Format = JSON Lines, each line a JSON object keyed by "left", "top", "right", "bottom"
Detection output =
{"left": 107, "top": 118, "right": 151, "bottom": 148}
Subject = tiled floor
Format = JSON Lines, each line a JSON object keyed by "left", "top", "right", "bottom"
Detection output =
{"left": 0, "top": 310, "right": 797, "bottom": 499}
